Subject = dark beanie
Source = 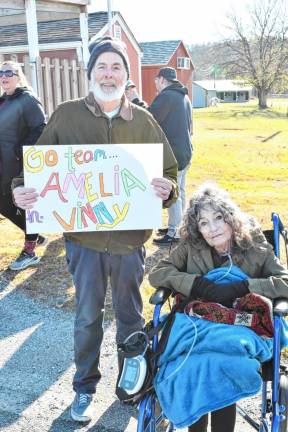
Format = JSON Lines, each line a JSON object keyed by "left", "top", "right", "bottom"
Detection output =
{"left": 87, "top": 36, "right": 130, "bottom": 80}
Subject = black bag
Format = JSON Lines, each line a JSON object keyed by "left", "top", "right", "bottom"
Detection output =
{"left": 116, "top": 311, "right": 177, "bottom": 405}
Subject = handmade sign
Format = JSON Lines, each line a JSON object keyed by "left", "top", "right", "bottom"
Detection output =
{"left": 23, "top": 144, "right": 163, "bottom": 233}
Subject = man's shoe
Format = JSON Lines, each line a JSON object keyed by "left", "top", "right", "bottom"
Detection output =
{"left": 9, "top": 251, "right": 41, "bottom": 271}
{"left": 71, "top": 393, "right": 93, "bottom": 422}
{"left": 36, "top": 235, "right": 48, "bottom": 247}
{"left": 156, "top": 228, "right": 168, "bottom": 236}
{"left": 153, "top": 234, "right": 180, "bottom": 246}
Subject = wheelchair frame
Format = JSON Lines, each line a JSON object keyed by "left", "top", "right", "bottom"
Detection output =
{"left": 137, "top": 213, "right": 288, "bottom": 432}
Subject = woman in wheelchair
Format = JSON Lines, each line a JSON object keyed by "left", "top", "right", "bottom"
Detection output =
{"left": 149, "top": 183, "right": 288, "bottom": 432}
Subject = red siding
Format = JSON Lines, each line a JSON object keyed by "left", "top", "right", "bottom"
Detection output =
{"left": 141, "top": 41, "right": 193, "bottom": 105}
{"left": 114, "top": 25, "right": 141, "bottom": 94}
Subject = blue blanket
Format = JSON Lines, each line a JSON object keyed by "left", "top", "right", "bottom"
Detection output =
{"left": 154, "top": 313, "right": 273, "bottom": 428}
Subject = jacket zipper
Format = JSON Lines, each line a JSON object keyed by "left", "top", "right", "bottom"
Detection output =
{"left": 105, "top": 117, "right": 113, "bottom": 253}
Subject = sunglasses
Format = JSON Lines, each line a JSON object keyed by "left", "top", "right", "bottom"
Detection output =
{"left": 0, "top": 70, "right": 19, "bottom": 78}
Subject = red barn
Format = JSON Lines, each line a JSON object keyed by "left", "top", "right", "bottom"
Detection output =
{"left": 140, "top": 40, "right": 194, "bottom": 105}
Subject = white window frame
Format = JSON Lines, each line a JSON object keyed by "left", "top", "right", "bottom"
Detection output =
{"left": 114, "top": 24, "right": 122, "bottom": 40}
{"left": 177, "top": 57, "right": 190, "bottom": 70}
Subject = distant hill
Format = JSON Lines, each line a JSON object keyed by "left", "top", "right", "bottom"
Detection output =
{"left": 189, "top": 42, "right": 236, "bottom": 81}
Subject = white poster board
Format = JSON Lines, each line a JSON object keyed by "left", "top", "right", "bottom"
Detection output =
{"left": 23, "top": 144, "right": 163, "bottom": 234}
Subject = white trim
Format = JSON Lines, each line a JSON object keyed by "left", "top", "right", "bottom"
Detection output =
{"left": 166, "top": 40, "right": 182, "bottom": 65}
{"left": 112, "top": 14, "right": 142, "bottom": 55}
{"left": 0, "top": 41, "right": 83, "bottom": 54}
{"left": 80, "top": 11, "right": 89, "bottom": 66}
{"left": 138, "top": 53, "right": 142, "bottom": 97}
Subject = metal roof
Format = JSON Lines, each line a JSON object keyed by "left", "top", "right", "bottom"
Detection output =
{"left": 193, "top": 80, "right": 253, "bottom": 92}
{"left": 0, "top": 11, "right": 109, "bottom": 47}
{"left": 139, "top": 40, "right": 182, "bottom": 65}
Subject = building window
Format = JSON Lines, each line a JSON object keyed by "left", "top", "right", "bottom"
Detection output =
{"left": 114, "top": 24, "right": 122, "bottom": 40}
{"left": 177, "top": 57, "right": 190, "bottom": 69}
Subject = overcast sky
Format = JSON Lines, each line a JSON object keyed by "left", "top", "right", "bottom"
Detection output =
{"left": 89, "top": 0, "right": 248, "bottom": 44}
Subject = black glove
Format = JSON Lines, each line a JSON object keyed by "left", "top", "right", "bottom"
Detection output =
{"left": 191, "top": 277, "right": 249, "bottom": 307}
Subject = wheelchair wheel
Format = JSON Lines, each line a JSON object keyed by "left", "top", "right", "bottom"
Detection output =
{"left": 278, "top": 373, "right": 288, "bottom": 432}
{"left": 137, "top": 394, "right": 175, "bottom": 431}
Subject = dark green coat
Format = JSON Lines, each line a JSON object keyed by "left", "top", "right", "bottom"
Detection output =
{"left": 149, "top": 236, "right": 288, "bottom": 299}
{"left": 29, "top": 94, "right": 178, "bottom": 254}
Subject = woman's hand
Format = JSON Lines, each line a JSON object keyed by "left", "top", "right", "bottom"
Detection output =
{"left": 13, "top": 187, "right": 38, "bottom": 210}
{"left": 151, "top": 177, "right": 172, "bottom": 201}
{"left": 191, "top": 277, "right": 249, "bottom": 307}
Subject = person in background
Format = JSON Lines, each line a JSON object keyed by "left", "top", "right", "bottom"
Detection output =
{"left": 12, "top": 37, "right": 178, "bottom": 423}
{"left": 0, "top": 60, "right": 46, "bottom": 271}
{"left": 149, "top": 67, "right": 193, "bottom": 246}
{"left": 125, "top": 79, "right": 148, "bottom": 108}
{"left": 149, "top": 183, "right": 288, "bottom": 432}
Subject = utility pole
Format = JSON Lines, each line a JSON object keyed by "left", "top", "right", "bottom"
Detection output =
{"left": 107, "top": 0, "right": 112, "bottom": 36}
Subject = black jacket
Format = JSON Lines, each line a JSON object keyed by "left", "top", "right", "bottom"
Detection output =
{"left": 0, "top": 87, "right": 46, "bottom": 193}
{"left": 149, "top": 83, "right": 192, "bottom": 170}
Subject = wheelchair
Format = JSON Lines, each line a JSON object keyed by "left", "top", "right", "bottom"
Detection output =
{"left": 137, "top": 213, "right": 288, "bottom": 432}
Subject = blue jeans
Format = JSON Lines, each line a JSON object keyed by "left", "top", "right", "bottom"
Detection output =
{"left": 65, "top": 240, "right": 145, "bottom": 394}
{"left": 167, "top": 162, "right": 191, "bottom": 237}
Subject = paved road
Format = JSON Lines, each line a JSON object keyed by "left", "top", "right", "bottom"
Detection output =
{"left": 0, "top": 275, "right": 257, "bottom": 431}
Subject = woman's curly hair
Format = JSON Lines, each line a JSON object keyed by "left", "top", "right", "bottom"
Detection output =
{"left": 180, "top": 182, "right": 263, "bottom": 251}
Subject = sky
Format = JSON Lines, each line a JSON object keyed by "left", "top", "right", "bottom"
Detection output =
{"left": 88, "top": 0, "right": 248, "bottom": 45}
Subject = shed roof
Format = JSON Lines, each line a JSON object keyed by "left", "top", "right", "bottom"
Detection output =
{"left": 0, "top": 11, "right": 108, "bottom": 47}
{"left": 139, "top": 40, "right": 182, "bottom": 65}
{"left": 194, "top": 80, "right": 253, "bottom": 92}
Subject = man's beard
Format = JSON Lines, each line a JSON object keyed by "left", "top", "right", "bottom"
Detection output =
{"left": 90, "top": 79, "right": 126, "bottom": 103}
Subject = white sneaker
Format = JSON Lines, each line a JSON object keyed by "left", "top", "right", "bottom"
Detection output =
{"left": 9, "top": 251, "right": 41, "bottom": 271}
{"left": 70, "top": 393, "right": 93, "bottom": 422}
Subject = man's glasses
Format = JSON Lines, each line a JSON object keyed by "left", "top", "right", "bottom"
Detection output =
{"left": 0, "top": 70, "right": 19, "bottom": 78}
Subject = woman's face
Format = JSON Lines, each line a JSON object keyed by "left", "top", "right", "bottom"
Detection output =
{"left": 198, "top": 206, "right": 233, "bottom": 253}
{"left": 0, "top": 64, "right": 20, "bottom": 95}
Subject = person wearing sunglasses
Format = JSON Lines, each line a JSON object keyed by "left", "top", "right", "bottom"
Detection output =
{"left": 0, "top": 60, "right": 46, "bottom": 270}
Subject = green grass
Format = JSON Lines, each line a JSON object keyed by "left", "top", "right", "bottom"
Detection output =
{"left": 187, "top": 98, "right": 288, "bottom": 228}
{"left": 142, "top": 98, "right": 288, "bottom": 318}
{"left": 0, "top": 98, "right": 288, "bottom": 319}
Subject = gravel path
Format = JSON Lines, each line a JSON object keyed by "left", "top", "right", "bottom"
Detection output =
{"left": 0, "top": 275, "right": 263, "bottom": 432}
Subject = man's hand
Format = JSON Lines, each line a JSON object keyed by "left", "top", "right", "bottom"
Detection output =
{"left": 13, "top": 187, "right": 38, "bottom": 210}
{"left": 151, "top": 177, "right": 172, "bottom": 201}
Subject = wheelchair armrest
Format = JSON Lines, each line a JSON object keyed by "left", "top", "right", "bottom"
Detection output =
{"left": 273, "top": 298, "right": 288, "bottom": 316}
{"left": 149, "top": 287, "right": 172, "bottom": 305}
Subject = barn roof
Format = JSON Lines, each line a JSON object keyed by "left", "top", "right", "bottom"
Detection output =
{"left": 194, "top": 80, "right": 253, "bottom": 92}
{"left": 0, "top": 11, "right": 108, "bottom": 47}
{"left": 139, "top": 40, "right": 182, "bottom": 65}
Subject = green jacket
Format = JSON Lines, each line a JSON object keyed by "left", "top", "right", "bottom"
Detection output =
{"left": 22, "top": 94, "right": 178, "bottom": 254}
{"left": 149, "top": 236, "right": 288, "bottom": 300}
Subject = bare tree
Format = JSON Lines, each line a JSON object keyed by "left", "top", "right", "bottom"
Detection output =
{"left": 223, "top": 0, "right": 288, "bottom": 108}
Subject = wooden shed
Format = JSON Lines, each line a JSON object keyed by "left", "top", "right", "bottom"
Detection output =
{"left": 139, "top": 40, "right": 194, "bottom": 105}
{"left": 0, "top": 10, "right": 143, "bottom": 95}
{"left": 193, "top": 80, "right": 253, "bottom": 108}
{"left": 0, "top": 0, "right": 91, "bottom": 93}
{"left": 0, "top": 8, "right": 142, "bottom": 116}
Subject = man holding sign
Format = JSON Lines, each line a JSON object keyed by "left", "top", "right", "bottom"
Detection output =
{"left": 13, "top": 36, "right": 178, "bottom": 423}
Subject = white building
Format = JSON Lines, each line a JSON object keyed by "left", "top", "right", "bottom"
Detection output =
{"left": 193, "top": 80, "right": 253, "bottom": 108}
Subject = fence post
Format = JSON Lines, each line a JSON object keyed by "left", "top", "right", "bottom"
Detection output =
{"left": 52, "top": 58, "right": 62, "bottom": 108}
{"left": 62, "top": 59, "right": 71, "bottom": 101}
{"left": 23, "top": 55, "right": 32, "bottom": 87}
{"left": 43, "top": 57, "right": 54, "bottom": 118}
{"left": 36, "top": 57, "right": 44, "bottom": 106}
{"left": 79, "top": 61, "right": 88, "bottom": 97}
{"left": 71, "top": 59, "right": 79, "bottom": 100}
